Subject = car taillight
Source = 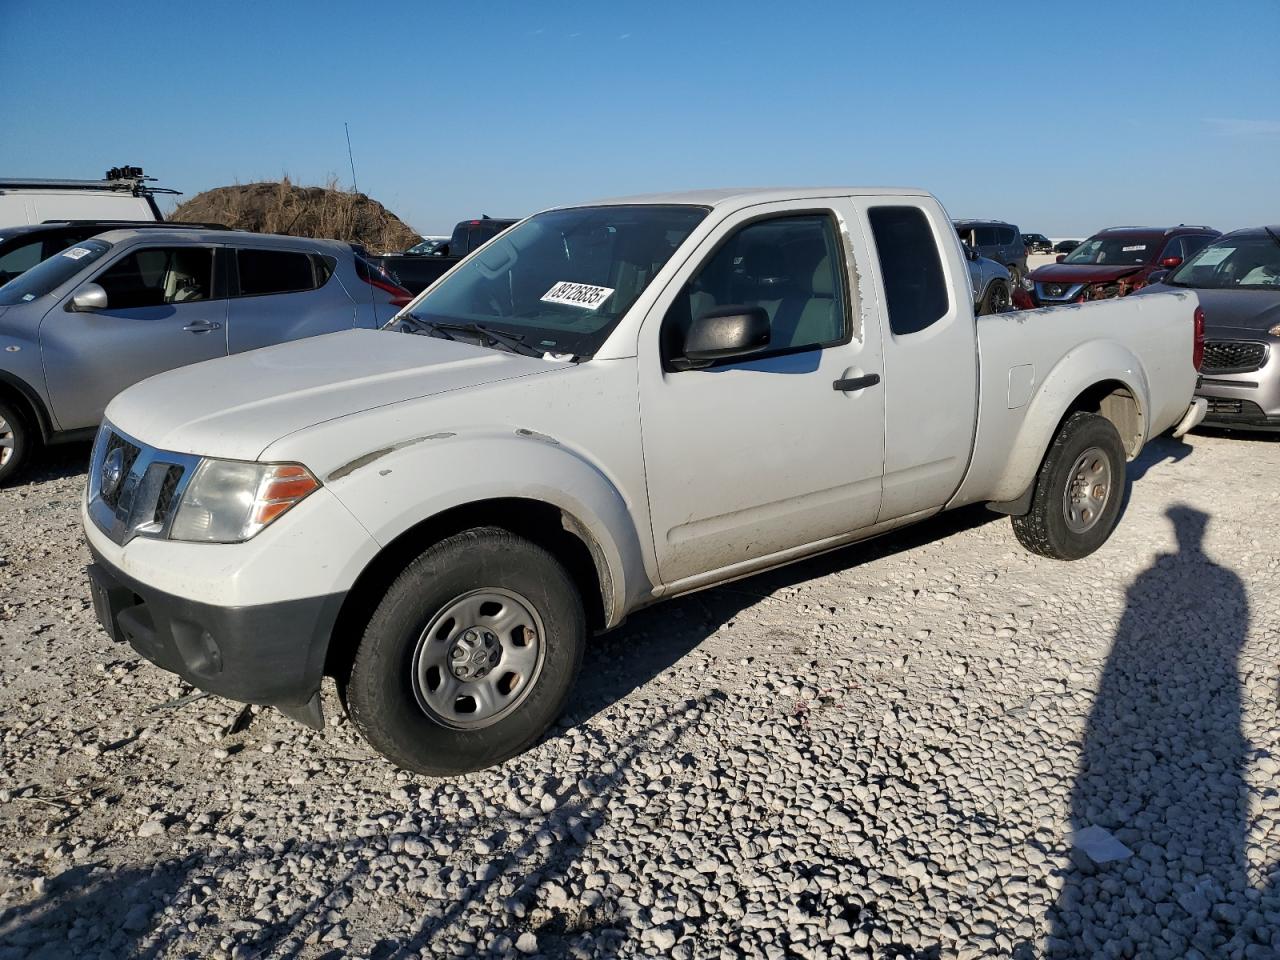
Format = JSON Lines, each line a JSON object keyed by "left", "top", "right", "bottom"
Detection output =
{"left": 1192, "top": 305, "right": 1205, "bottom": 371}
{"left": 359, "top": 263, "right": 414, "bottom": 307}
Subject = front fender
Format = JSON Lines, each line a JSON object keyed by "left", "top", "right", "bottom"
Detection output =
{"left": 985, "top": 339, "right": 1150, "bottom": 504}
{"left": 324, "top": 429, "right": 652, "bottom": 625}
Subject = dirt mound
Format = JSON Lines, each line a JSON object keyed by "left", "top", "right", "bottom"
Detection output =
{"left": 168, "top": 178, "right": 418, "bottom": 253}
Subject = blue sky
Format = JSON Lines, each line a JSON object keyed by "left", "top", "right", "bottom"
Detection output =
{"left": 2, "top": 0, "right": 1277, "bottom": 237}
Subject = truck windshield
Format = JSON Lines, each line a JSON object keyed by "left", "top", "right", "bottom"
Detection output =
{"left": 1168, "top": 235, "right": 1280, "bottom": 290}
{"left": 392, "top": 205, "right": 708, "bottom": 358}
{"left": 0, "top": 239, "right": 111, "bottom": 306}
{"left": 1062, "top": 237, "right": 1154, "bottom": 266}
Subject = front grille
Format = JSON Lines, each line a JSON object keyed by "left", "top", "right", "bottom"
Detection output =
{"left": 1201, "top": 340, "right": 1267, "bottom": 375}
{"left": 153, "top": 465, "right": 185, "bottom": 524}
{"left": 89, "top": 424, "right": 201, "bottom": 545}
{"left": 100, "top": 433, "right": 141, "bottom": 509}
{"left": 1205, "top": 397, "right": 1244, "bottom": 416}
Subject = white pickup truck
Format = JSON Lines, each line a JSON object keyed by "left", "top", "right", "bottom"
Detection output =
{"left": 83, "top": 188, "right": 1207, "bottom": 775}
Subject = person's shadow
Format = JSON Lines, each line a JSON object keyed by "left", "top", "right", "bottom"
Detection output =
{"left": 1047, "top": 505, "right": 1277, "bottom": 957}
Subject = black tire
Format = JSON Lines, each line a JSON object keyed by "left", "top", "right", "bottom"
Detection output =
{"left": 982, "top": 280, "right": 1012, "bottom": 315}
{"left": 344, "top": 526, "right": 585, "bottom": 775}
{"left": 1011, "top": 412, "right": 1125, "bottom": 561}
{"left": 0, "top": 400, "right": 34, "bottom": 486}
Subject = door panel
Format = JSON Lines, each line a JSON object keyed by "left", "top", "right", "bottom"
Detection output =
{"left": 40, "top": 244, "right": 228, "bottom": 430}
{"left": 638, "top": 200, "right": 886, "bottom": 586}
{"left": 856, "top": 199, "right": 979, "bottom": 521}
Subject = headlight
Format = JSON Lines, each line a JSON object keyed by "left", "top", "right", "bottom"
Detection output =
{"left": 169, "top": 460, "right": 320, "bottom": 543}
{"left": 1021, "top": 275, "right": 1034, "bottom": 291}
{"left": 1269, "top": 323, "right": 1280, "bottom": 338}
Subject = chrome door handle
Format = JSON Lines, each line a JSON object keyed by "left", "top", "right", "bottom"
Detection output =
{"left": 183, "top": 320, "right": 222, "bottom": 333}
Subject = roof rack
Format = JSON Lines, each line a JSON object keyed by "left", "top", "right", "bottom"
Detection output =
{"left": 0, "top": 166, "right": 181, "bottom": 198}
{"left": 38, "top": 219, "right": 228, "bottom": 230}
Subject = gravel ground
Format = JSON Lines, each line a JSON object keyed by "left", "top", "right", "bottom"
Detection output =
{"left": 1, "top": 430, "right": 1278, "bottom": 960}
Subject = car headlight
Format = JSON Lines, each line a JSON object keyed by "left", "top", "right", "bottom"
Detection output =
{"left": 1021, "top": 275, "right": 1034, "bottom": 291}
{"left": 1269, "top": 323, "right": 1280, "bottom": 338}
{"left": 169, "top": 460, "right": 320, "bottom": 543}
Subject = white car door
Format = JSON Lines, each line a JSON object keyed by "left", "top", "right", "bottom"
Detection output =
{"left": 851, "top": 197, "right": 979, "bottom": 521}
{"left": 637, "top": 199, "right": 886, "bottom": 588}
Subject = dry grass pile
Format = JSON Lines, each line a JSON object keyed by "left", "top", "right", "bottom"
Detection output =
{"left": 169, "top": 177, "right": 418, "bottom": 252}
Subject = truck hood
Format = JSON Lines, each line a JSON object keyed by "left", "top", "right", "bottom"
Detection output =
{"left": 105, "top": 329, "right": 560, "bottom": 459}
{"left": 1029, "top": 262, "right": 1145, "bottom": 284}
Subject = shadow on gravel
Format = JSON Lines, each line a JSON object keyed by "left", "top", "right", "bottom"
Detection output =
{"left": 0, "top": 698, "right": 722, "bottom": 960}
{"left": 1117, "top": 434, "right": 1193, "bottom": 521}
{"left": 11, "top": 440, "right": 93, "bottom": 486}
{"left": 570, "top": 503, "right": 1000, "bottom": 729}
{"left": 1047, "top": 505, "right": 1278, "bottom": 957}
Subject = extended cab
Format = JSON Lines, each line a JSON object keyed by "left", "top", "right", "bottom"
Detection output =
{"left": 83, "top": 188, "right": 1207, "bottom": 775}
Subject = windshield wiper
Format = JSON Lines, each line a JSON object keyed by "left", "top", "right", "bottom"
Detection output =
{"left": 1265, "top": 227, "right": 1280, "bottom": 252}
{"left": 433, "top": 321, "right": 546, "bottom": 359}
{"left": 396, "top": 313, "right": 457, "bottom": 340}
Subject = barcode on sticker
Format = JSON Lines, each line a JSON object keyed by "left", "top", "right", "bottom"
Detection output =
{"left": 63, "top": 247, "right": 92, "bottom": 260}
{"left": 541, "top": 281, "right": 614, "bottom": 310}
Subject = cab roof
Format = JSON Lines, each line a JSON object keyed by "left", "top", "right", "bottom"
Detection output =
{"left": 560, "top": 186, "right": 931, "bottom": 210}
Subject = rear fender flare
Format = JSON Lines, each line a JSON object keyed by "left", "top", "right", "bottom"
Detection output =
{"left": 986, "top": 340, "right": 1149, "bottom": 504}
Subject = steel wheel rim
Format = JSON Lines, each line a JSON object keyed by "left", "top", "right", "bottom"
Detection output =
{"left": 0, "top": 415, "right": 13, "bottom": 467}
{"left": 411, "top": 587, "right": 545, "bottom": 730}
{"left": 1062, "top": 446, "right": 1112, "bottom": 534}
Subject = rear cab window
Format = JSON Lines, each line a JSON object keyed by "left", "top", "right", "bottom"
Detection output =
{"left": 868, "top": 206, "right": 950, "bottom": 336}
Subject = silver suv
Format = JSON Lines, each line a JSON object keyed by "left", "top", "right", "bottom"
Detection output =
{"left": 0, "top": 229, "right": 409, "bottom": 482}
{"left": 953, "top": 219, "right": 1028, "bottom": 287}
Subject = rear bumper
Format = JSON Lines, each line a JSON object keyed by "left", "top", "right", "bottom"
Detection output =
{"left": 1172, "top": 398, "right": 1207, "bottom": 438}
{"left": 88, "top": 547, "right": 343, "bottom": 726}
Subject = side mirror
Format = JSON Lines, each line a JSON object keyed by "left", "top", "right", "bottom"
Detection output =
{"left": 673, "top": 305, "right": 770, "bottom": 370}
{"left": 1147, "top": 269, "right": 1170, "bottom": 285}
{"left": 69, "top": 282, "right": 108, "bottom": 312}
{"left": 1159, "top": 255, "right": 1183, "bottom": 269}
{"left": 962, "top": 243, "right": 979, "bottom": 262}
{"left": 1055, "top": 254, "right": 1067, "bottom": 264}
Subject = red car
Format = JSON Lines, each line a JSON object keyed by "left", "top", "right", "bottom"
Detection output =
{"left": 1028, "top": 225, "right": 1219, "bottom": 306}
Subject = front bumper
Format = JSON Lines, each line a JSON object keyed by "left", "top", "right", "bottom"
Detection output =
{"left": 88, "top": 546, "right": 344, "bottom": 728}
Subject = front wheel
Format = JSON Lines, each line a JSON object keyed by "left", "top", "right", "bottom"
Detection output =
{"left": 1012, "top": 412, "right": 1125, "bottom": 560}
{"left": 0, "top": 401, "right": 34, "bottom": 486}
{"left": 344, "top": 527, "right": 585, "bottom": 775}
{"left": 982, "top": 280, "right": 1012, "bottom": 315}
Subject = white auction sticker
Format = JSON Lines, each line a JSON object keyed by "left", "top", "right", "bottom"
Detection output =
{"left": 541, "top": 281, "right": 614, "bottom": 310}
{"left": 1121, "top": 245, "right": 1147, "bottom": 253}
{"left": 63, "top": 247, "right": 93, "bottom": 260}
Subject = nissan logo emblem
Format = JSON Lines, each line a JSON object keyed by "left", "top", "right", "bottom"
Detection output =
{"left": 101, "top": 447, "right": 125, "bottom": 497}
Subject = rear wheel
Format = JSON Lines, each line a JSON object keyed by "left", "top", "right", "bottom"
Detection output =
{"left": 0, "top": 401, "right": 34, "bottom": 486}
{"left": 1012, "top": 412, "right": 1125, "bottom": 560}
{"left": 344, "top": 527, "right": 586, "bottom": 775}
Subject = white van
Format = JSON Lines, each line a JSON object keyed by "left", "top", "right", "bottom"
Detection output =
{"left": 0, "top": 166, "right": 176, "bottom": 229}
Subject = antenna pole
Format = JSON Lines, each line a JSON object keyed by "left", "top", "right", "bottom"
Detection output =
{"left": 344, "top": 122, "right": 360, "bottom": 195}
